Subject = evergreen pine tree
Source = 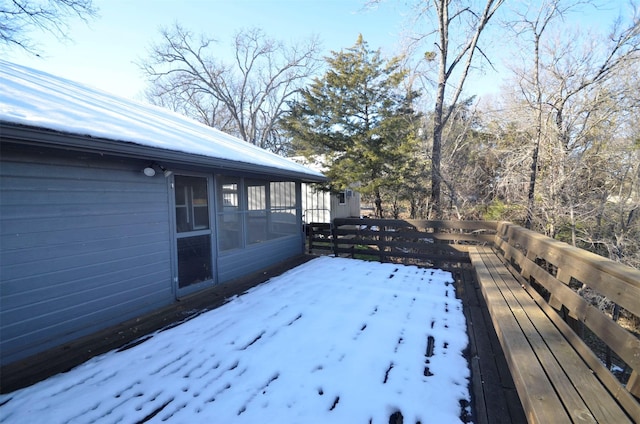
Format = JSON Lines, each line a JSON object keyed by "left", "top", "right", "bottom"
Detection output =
{"left": 284, "top": 35, "right": 421, "bottom": 216}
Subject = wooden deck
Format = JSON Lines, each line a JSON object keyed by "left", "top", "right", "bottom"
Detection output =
{"left": 451, "top": 264, "right": 527, "bottom": 423}
{"left": 307, "top": 219, "right": 527, "bottom": 422}
{"left": 1, "top": 253, "right": 526, "bottom": 423}
{"left": 2, "top": 257, "right": 474, "bottom": 422}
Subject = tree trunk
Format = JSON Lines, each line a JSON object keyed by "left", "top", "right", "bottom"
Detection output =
{"left": 525, "top": 140, "right": 539, "bottom": 229}
{"left": 375, "top": 190, "right": 383, "bottom": 218}
{"left": 428, "top": 0, "right": 503, "bottom": 219}
{"left": 431, "top": 95, "right": 444, "bottom": 218}
{"left": 431, "top": 0, "right": 448, "bottom": 220}
{"left": 526, "top": 31, "right": 543, "bottom": 230}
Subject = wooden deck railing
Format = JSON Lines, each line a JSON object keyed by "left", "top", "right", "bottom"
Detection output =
{"left": 309, "top": 217, "right": 498, "bottom": 267}
{"left": 493, "top": 222, "right": 640, "bottom": 405}
{"left": 308, "top": 218, "right": 640, "bottom": 420}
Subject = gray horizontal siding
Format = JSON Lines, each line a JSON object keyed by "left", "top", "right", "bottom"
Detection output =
{"left": 0, "top": 147, "right": 174, "bottom": 365}
{"left": 217, "top": 235, "right": 303, "bottom": 284}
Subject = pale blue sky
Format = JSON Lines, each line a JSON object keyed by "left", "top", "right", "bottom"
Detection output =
{"left": 7, "top": 0, "right": 409, "bottom": 100}
{"left": 5, "top": 0, "right": 632, "bottom": 102}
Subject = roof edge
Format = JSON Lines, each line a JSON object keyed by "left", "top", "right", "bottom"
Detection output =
{"left": 0, "top": 122, "right": 328, "bottom": 183}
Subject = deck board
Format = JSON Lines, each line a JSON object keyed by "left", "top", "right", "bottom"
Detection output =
{"left": 0, "top": 257, "right": 471, "bottom": 423}
{"left": 474, "top": 247, "right": 634, "bottom": 424}
{"left": 3, "top": 254, "right": 529, "bottom": 424}
{"left": 452, "top": 265, "right": 527, "bottom": 424}
{"left": 472, "top": 247, "right": 571, "bottom": 424}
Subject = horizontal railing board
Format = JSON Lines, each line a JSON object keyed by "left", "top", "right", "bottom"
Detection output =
{"left": 495, "top": 223, "right": 640, "bottom": 327}
{"left": 494, "top": 221, "right": 640, "bottom": 401}
{"left": 493, "top": 249, "right": 640, "bottom": 421}
{"left": 323, "top": 219, "right": 499, "bottom": 267}
{"left": 334, "top": 247, "right": 469, "bottom": 263}
{"left": 334, "top": 218, "right": 499, "bottom": 231}
{"left": 499, "top": 223, "right": 640, "bottom": 284}
{"left": 333, "top": 228, "right": 494, "bottom": 244}
{"left": 333, "top": 236, "right": 463, "bottom": 250}
{"left": 498, "top": 237, "right": 640, "bottom": 368}
{"left": 500, "top": 222, "right": 640, "bottom": 286}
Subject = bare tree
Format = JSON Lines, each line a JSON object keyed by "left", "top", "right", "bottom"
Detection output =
{"left": 144, "top": 79, "right": 237, "bottom": 134}
{"left": 140, "top": 24, "right": 322, "bottom": 154}
{"left": 0, "top": 0, "right": 97, "bottom": 54}
{"left": 490, "top": 0, "right": 640, "bottom": 267}
{"left": 400, "top": 0, "right": 504, "bottom": 218}
{"left": 506, "top": 0, "right": 578, "bottom": 229}
{"left": 507, "top": 0, "right": 640, "bottom": 233}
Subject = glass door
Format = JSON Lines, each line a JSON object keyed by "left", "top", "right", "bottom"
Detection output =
{"left": 174, "top": 175, "right": 213, "bottom": 291}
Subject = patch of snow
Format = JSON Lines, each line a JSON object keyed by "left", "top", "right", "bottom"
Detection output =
{"left": 0, "top": 257, "right": 471, "bottom": 423}
{"left": 0, "top": 60, "right": 324, "bottom": 180}
{"left": 611, "top": 365, "right": 624, "bottom": 373}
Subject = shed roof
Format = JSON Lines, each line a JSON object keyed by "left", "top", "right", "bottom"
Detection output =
{"left": 0, "top": 60, "right": 325, "bottom": 182}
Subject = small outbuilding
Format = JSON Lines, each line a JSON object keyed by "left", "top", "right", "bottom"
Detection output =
{"left": 0, "top": 60, "right": 325, "bottom": 367}
{"left": 292, "top": 156, "right": 362, "bottom": 224}
{"left": 301, "top": 184, "right": 361, "bottom": 223}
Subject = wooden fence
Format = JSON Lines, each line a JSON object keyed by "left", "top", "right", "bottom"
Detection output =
{"left": 307, "top": 217, "right": 498, "bottom": 267}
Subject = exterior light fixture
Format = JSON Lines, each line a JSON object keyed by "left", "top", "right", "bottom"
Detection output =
{"left": 158, "top": 164, "right": 173, "bottom": 178}
{"left": 142, "top": 163, "right": 172, "bottom": 178}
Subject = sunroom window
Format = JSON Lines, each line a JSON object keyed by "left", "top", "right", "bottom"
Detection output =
{"left": 217, "top": 176, "right": 242, "bottom": 251}
{"left": 216, "top": 177, "right": 300, "bottom": 250}
{"left": 246, "top": 180, "right": 268, "bottom": 244}
{"left": 270, "top": 181, "right": 297, "bottom": 238}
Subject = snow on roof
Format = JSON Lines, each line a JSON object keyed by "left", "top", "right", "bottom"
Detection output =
{"left": 0, "top": 60, "right": 324, "bottom": 180}
{"left": 0, "top": 257, "right": 470, "bottom": 423}
{"left": 291, "top": 155, "right": 327, "bottom": 173}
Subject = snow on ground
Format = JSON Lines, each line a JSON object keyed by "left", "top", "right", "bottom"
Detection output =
{"left": 0, "top": 257, "right": 471, "bottom": 424}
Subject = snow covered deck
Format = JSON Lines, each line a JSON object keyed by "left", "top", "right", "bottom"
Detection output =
{"left": 1, "top": 257, "right": 473, "bottom": 423}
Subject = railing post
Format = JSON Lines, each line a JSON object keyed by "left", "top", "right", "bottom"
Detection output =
{"left": 627, "top": 370, "right": 640, "bottom": 398}
{"left": 332, "top": 222, "right": 338, "bottom": 257}
{"left": 379, "top": 225, "right": 385, "bottom": 263}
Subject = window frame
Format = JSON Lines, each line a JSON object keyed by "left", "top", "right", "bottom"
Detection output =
{"left": 216, "top": 175, "right": 244, "bottom": 252}
{"left": 215, "top": 176, "right": 301, "bottom": 252}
